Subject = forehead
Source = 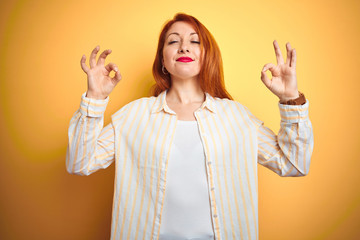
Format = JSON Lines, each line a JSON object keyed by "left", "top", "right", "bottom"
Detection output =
{"left": 166, "top": 21, "right": 198, "bottom": 38}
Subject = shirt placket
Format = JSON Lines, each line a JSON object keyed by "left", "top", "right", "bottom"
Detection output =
{"left": 194, "top": 109, "right": 221, "bottom": 240}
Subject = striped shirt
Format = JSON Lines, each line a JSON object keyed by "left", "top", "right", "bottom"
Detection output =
{"left": 66, "top": 89, "right": 314, "bottom": 240}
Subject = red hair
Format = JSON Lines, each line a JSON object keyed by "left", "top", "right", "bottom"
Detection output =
{"left": 151, "top": 13, "right": 233, "bottom": 100}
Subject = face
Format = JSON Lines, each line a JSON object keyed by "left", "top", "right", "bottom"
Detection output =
{"left": 162, "top": 21, "right": 202, "bottom": 81}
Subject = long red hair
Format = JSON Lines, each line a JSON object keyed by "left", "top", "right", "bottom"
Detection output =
{"left": 151, "top": 13, "right": 233, "bottom": 100}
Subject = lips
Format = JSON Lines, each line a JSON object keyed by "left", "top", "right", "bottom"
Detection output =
{"left": 176, "top": 57, "right": 194, "bottom": 62}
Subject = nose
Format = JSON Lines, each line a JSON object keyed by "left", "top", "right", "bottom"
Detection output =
{"left": 178, "top": 41, "right": 190, "bottom": 53}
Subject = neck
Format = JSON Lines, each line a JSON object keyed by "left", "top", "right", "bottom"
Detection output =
{"left": 166, "top": 76, "right": 205, "bottom": 104}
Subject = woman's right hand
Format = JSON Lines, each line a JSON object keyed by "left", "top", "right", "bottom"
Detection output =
{"left": 80, "top": 45, "right": 122, "bottom": 99}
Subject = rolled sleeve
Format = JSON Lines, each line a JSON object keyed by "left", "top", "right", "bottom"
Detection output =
{"left": 278, "top": 100, "right": 309, "bottom": 123}
{"left": 79, "top": 92, "right": 109, "bottom": 117}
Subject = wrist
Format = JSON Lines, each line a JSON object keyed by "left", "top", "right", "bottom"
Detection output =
{"left": 279, "top": 91, "right": 306, "bottom": 105}
{"left": 279, "top": 91, "right": 299, "bottom": 103}
{"left": 86, "top": 91, "right": 107, "bottom": 100}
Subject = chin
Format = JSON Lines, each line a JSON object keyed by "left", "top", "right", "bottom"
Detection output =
{"left": 171, "top": 71, "right": 200, "bottom": 80}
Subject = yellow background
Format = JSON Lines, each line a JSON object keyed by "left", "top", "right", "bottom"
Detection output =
{"left": 1, "top": 0, "right": 359, "bottom": 239}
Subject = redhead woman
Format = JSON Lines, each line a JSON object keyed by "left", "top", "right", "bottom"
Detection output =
{"left": 67, "top": 13, "right": 313, "bottom": 240}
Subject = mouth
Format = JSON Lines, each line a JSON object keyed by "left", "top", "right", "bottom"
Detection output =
{"left": 176, "top": 57, "right": 194, "bottom": 62}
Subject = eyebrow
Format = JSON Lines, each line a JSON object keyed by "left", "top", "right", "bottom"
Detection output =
{"left": 166, "top": 32, "right": 198, "bottom": 39}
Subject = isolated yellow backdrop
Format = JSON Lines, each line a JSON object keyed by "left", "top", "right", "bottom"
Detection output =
{"left": 1, "top": 0, "right": 359, "bottom": 239}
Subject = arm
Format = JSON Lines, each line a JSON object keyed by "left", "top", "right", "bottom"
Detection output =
{"left": 66, "top": 93, "right": 115, "bottom": 176}
{"left": 256, "top": 40, "right": 314, "bottom": 176}
{"left": 257, "top": 99, "right": 313, "bottom": 176}
{"left": 66, "top": 45, "right": 122, "bottom": 176}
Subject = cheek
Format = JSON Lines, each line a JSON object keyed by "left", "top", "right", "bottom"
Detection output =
{"left": 162, "top": 49, "right": 172, "bottom": 64}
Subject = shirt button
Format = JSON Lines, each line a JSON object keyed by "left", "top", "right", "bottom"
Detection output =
{"left": 214, "top": 214, "right": 218, "bottom": 218}
{"left": 211, "top": 187, "right": 215, "bottom": 191}
{"left": 207, "top": 161, "right": 212, "bottom": 165}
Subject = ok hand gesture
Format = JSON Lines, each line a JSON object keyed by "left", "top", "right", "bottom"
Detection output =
{"left": 261, "top": 40, "right": 299, "bottom": 102}
{"left": 80, "top": 45, "right": 122, "bottom": 100}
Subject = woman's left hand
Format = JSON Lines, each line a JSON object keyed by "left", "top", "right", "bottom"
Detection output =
{"left": 261, "top": 40, "right": 299, "bottom": 102}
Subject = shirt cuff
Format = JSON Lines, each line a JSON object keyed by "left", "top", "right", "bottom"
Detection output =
{"left": 79, "top": 92, "right": 109, "bottom": 117}
{"left": 278, "top": 99, "right": 309, "bottom": 123}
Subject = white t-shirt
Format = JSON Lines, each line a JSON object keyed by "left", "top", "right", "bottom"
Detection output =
{"left": 159, "top": 120, "right": 215, "bottom": 240}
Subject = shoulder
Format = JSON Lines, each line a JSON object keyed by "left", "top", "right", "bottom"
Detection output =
{"left": 111, "top": 96, "right": 156, "bottom": 125}
{"left": 212, "top": 96, "right": 263, "bottom": 127}
{"left": 211, "top": 96, "right": 248, "bottom": 113}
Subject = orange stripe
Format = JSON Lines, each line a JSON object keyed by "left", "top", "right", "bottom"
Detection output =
{"left": 87, "top": 118, "right": 97, "bottom": 174}
{"left": 119, "top": 100, "right": 146, "bottom": 239}
{"left": 82, "top": 97, "right": 108, "bottom": 107}
{"left": 112, "top": 101, "right": 140, "bottom": 240}
{"left": 280, "top": 114, "right": 307, "bottom": 121}
{"left": 110, "top": 145, "right": 119, "bottom": 239}
{"left": 202, "top": 110, "right": 228, "bottom": 240}
{"left": 134, "top": 112, "right": 160, "bottom": 240}
{"left": 224, "top": 102, "right": 251, "bottom": 239}
{"left": 80, "top": 106, "right": 104, "bottom": 116}
{"left": 95, "top": 150, "right": 115, "bottom": 161}
{"left": 210, "top": 111, "right": 236, "bottom": 239}
{"left": 302, "top": 122, "right": 308, "bottom": 175}
{"left": 111, "top": 103, "right": 129, "bottom": 121}
{"left": 259, "top": 133, "right": 280, "bottom": 154}
{"left": 125, "top": 102, "right": 150, "bottom": 240}
{"left": 69, "top": 110, "right": 81, "bottom": 127}
{"left": 283, "top": 151, "right": 295, "bottom": 176}
{"left": 217, "top": 101, "right": 246, "bottom": 239}
{"left": 80, "top": 118, "right": 90, "bottom": 174}
{"left": 150, "top": 114, "right": 173, "bottom": 238}
{"left": 294, "top": 124, "right": 300, "bottom": 170}
{"left": 142, "top": 113, "right": 166, "bottom": 240}
{"left": 156, "top": 115, "right": 177, "bottom": 240}
{"left": 234, "top": 103, "right": 258, "bottom": 240}
{"left": 67, "top": 111, "right": 81, "bottom": 168}
{"left": 279, "top": 106, "right": 307, "bottom": 112}
{"left": 260, "top": 127, "right": 277, "bottom": 141}
{"left": 71, "top": 117, "right": 85, "bottom": 173}
{"left": 196, "top": 116, "right": 221, "bottom": 239}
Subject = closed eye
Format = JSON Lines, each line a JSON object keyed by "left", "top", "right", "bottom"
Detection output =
{"left": 191, "top": 41, "right": 200, "bottom": 44}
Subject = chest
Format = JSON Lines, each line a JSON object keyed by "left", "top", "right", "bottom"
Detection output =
{"left": 166, "top": 102, "right": 202, "bottom": 121}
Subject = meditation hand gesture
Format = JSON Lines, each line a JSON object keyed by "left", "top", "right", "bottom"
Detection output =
{"left": 261, "top": 40, "right": 299, "bottom": 102}
{"left": 80, "top": 45, "right": 122, "bottom": 100}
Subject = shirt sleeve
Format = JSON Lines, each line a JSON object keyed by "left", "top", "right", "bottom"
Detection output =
{"left": 66, "top": 92, "right": 115, "bottom": 176}
{"left": 256, "top": 100, "right": 314, "bottom": 177}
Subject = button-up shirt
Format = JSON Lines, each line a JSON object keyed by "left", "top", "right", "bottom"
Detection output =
{"left": 66, "top": 89, "right": 314, "bottom": 240}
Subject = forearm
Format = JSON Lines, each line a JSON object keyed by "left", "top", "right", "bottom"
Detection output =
{"left": 66, "top": 93, "right": 114, "bottom": 176}
{"left": 258, "top": 99, "right": 314, "bottom": 177}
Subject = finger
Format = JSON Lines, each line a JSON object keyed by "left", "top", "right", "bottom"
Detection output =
{"left": 262, "top": 63, "right": 276, "bottom": 74}
{"left": 285, "top": 42, "right": 292, "bottom": 67}
{"left": 80, "top": 55, "right": 90, "bottom": 73}
{"left": 273, "top": 40, "right": 284, "bottom": 65}
{"left": 105, "top": 62, "right": 119, "bottom": 74}
{"left": 89, "top": 45, "right": 100, "bottom": 68}
{"left": 290, "top": 48, "right": 296, "bottom": 68}
{"left": 113, "top": 69, "right": 122, "bottom": 83}
{"left": 97, "top": 49, "right": 112, "bottom": 66}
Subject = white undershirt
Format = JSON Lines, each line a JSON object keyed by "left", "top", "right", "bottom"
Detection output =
{"left": 159, "top": 120, "right": 215, "bottom": 240}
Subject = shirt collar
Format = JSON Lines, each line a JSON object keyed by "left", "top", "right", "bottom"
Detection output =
{"left": 150, "top": 89, "right": 217, "bottom": 115}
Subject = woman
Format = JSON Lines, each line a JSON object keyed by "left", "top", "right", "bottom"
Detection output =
{"left": 67, "top": 13, "right": 313, "bottom": 240}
